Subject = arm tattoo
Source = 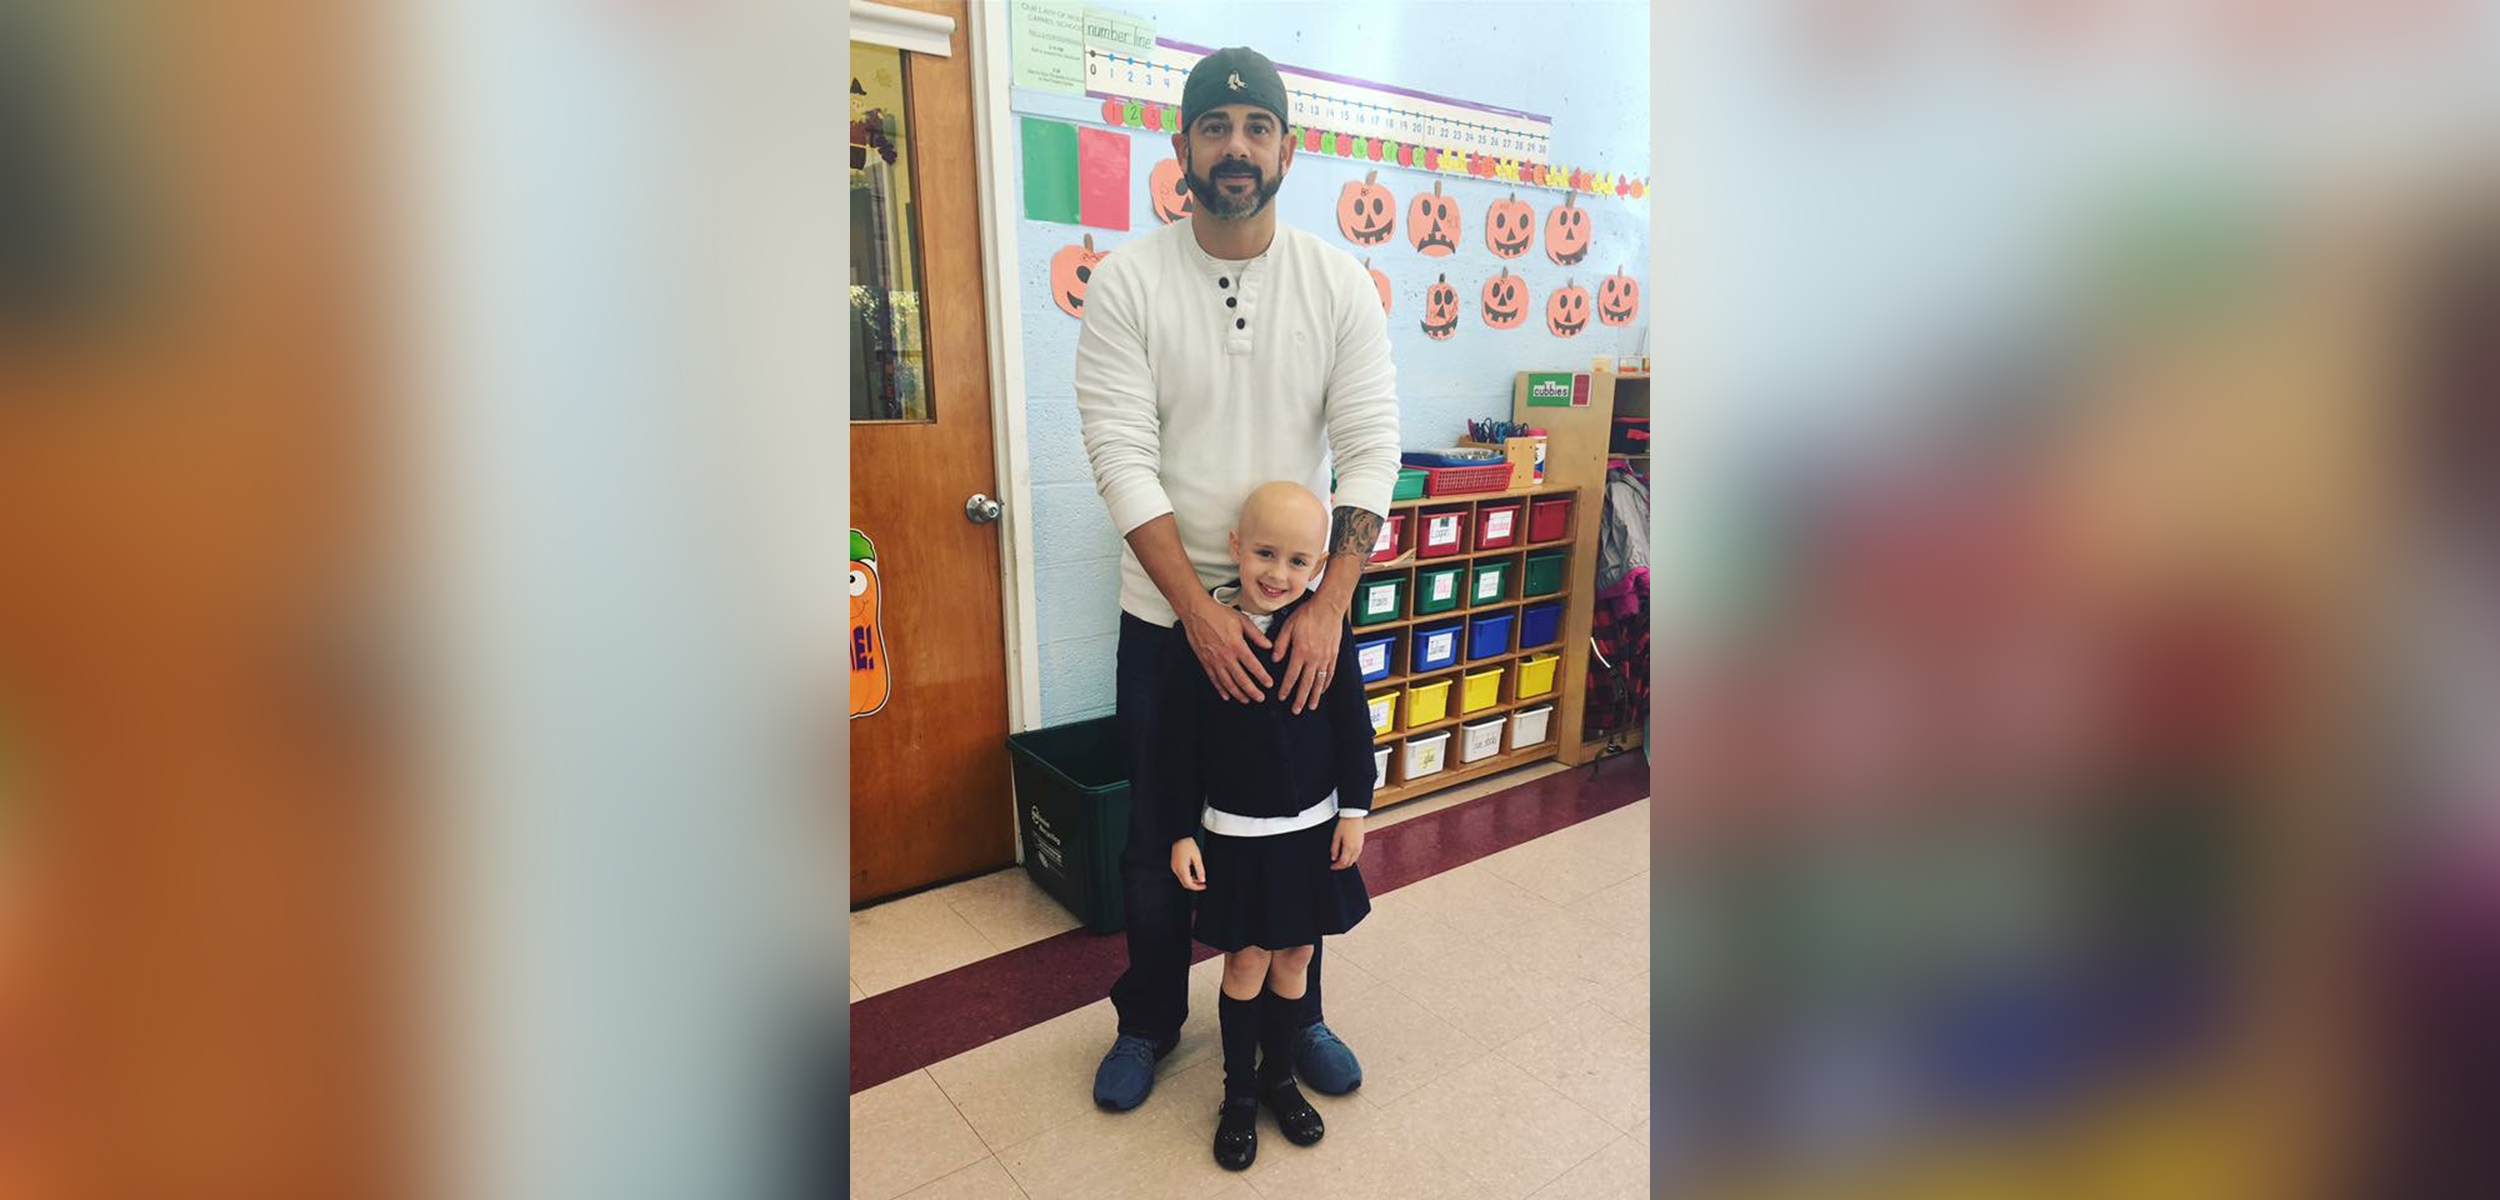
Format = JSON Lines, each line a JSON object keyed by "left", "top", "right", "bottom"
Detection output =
{"left": 1328, "top": 506, "right": 1385, "bottom": 562}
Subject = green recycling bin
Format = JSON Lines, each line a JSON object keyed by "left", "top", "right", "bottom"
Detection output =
{"left": 1006, "top": 717, "right": 1133, "bottom": 934}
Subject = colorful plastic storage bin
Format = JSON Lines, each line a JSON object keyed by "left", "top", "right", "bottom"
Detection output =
{"left": 1474, "top": 501, "right": 1524, "bottom": 550}
{"left": 1510, "top": 704, "right": 1554, "bottom": 748}
{"left": 1522, "top": 549, "right": 1567, "bottom": 597}
{"left": 1467, "top": 611, "right": 1514, "bottom": 660}
{"left": 1366, "top": 690, "right": 1398, "bottom": 737}
{"left": 1460, "top": 665, "right": 1505, "bottom": 714}
{"left": 1411, "top": 620, "right": 1463, "bottom": 673}
{"left": 1405, "top": 677, "right": 1453, "bottom": 726}
{"left": 1469, "top": 559, "right": 1511, "bottom": 605}
{"left": 1413, "top": 563, "right": 1465, "bottom": 615}
{"left": 1416, "top": 506, "right": 1470, "bottom": 559}
{"left": 1354, "top": 632, "right": 1398, "bottom": 683}
{"left": 1528, "top": 493, "right": 1575, "bottom": 542}
{"left": 1402, "top": 730, "right": 1451, "bottom": 778}
{"left": 1368, "top": 513, "right": 1407, "bottom": 564}
{"left": 1518, "top": 600, "right": 1563, "bottom": 648}
{"left": 1355, "top": 573, "right": 1407, "bottom": 626}
{"left": 1516, "top": 652, "right": 1560, "bottom": 698}
{"left": 1392, "top": 466, "right": 1428, "bottom": 502}
{"left": 1373, "top": 745, "right": 1391, "bottom": 789}
{"left": 1460, "top": 715, "right": 1506, "bottom": 763}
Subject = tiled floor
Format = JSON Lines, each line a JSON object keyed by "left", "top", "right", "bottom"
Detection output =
{"left": 850, "top": 761, "right": 1654, "bottom": 1200}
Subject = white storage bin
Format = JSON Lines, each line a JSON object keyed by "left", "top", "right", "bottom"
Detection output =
{"left": 1401, "top": 731, "right": 1451, "bottom": 780}
{"left": 1373, "top": 745, "right": 1391, "bottom": 790}
{"left": 1460, "top": 715, "right": 1506, "bottom": 763}
{"left": 1509, "top": 704, "right": 1554, "bottom": 748}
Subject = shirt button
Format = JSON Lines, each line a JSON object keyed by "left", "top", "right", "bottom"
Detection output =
{"left": 1236, "top": 318, "right": 1246, "bottom": 329}
{"left": 1226, "top": 297, "right": 1237, "bottom": 308}
{"left": 1218, "top": 277, "right": 1229, "bottom": 288}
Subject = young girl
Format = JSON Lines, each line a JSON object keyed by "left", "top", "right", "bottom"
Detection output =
{"left": 1160, "top": 481, "right": 1375, "bottom": 1171}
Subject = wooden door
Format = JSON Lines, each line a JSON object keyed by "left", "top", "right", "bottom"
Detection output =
{"left": 849, "top": 0, "right": 1016, "bottom": 904}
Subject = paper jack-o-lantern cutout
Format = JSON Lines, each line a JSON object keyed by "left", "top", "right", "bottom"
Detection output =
{"left": 1148, "top": 158, "right": 1193, "bottom": 224}
{"left": 850, "top": 529, "right": 890, "bottom": 718}
{"left": 1598, "top": 266, "right": 1641, "bottom": 326}
{"left": 1547, "top": 280, "right": 1590, "bottom": 338}
{"left": 1481, "top": 267, "right": 1529, "bottom": 330}
{"left": 1365, "top": 258, "right": 1392, "bottom": 315}
{"left": 1337, "top": 170, "right": 1396, "bottom": 246}
{"left": 1486, "top": 192, "right": 1535, "bottom": 259}
{"left": 1545, "top": 193, "right": 1591, "bottom": 266}
{"left": 1421, "top": 273, "right": 1460, "bottom": 340}
{"left": 1051, "top": 235, "right": 1108, "bottom": 319}
{"left": 1407, "top": 180, "right": 1460, "bottom": 257}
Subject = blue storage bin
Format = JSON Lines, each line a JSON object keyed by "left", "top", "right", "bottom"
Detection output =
{"left": 1354, "top": 632, "right": 1398, "bottom": 683}
{"left": 1518, "top": 601, "right": 1563, "bottom": 648}
{"left": 1467, "top": 611, "right": 1514, "bottom": 661}
{"left": 1412, "top": 620, "right": 1464, "bottom": 673}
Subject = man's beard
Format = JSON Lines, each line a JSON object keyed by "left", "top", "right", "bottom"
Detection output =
{"left": 1186, "top": 159, "right": 1282, "bottom": 220}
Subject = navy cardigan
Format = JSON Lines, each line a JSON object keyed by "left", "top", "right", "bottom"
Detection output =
{"left": 1155, "top": 587, "right": 1378, "bottom": 845}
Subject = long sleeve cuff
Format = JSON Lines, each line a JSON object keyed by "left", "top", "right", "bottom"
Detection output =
{"left": 1103, "top": 476, "right": 1176, "bottom": 537}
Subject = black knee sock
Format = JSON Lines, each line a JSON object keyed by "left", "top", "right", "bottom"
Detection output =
{"left": 1258, "top": 988, "right": 1309, "bottom": 1088}
{"left": 1219, "top": 993, "right": 1263, "bottom": 1099}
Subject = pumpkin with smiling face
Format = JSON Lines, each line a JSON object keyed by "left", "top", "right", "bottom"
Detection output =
{"left": 1545, "top": 193, "right": 1591, "bottom": 265}
{"left": 1547, "top": 280, "right": 1589, "bottom": 338}
{"left": 1420, "top": 273, "right": 1459, "bottom": 340}
{"left": 1051, "top": 235, "right": 1107, "bottom": 319}
{"left": 1407, "top": 179, "right": 1460, "bottom": 257}
{"left": 1337, "top": 170, "right": 1395, "bottom": 247}
{"left": 1147, "top": 158, "right": 1193, "bottom": 224}
{"left": 1485, "top": 192, "right": 1534, "bottom": 259}
{"left": 1597, "top": 266, "right": 1641, "bottom": 326}
{"left": 1481, "top": 267, "right": 1529, "bottom": 330}
{"left": 1365, "top": 258, "right": 1391, "bottom": 315}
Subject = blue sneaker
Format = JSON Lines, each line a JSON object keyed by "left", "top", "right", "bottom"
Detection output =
{"left": 1294, "top": 1022, "right": 1362, "bottom": 1095}
{"left": 1092, "top": 1034, "right": 1171, "bottom": 1111}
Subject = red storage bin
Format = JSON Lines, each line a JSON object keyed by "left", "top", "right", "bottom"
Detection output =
{"left": 1368, "top": 512, "right": 1407, "bottom": 563}
{"left": 1528, "top": 494, "right": 1575, "bottom": 543}
{"left": 1474, "top": 500, "right": 1523, "bottom": 550}
{"left": 1418, "top": 462, "right": 1512, "bottom": 496}
{"left": 1415, "top": 505, "right": 1470, "bottom": 559}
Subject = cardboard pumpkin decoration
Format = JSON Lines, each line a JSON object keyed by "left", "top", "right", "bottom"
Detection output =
{"left": 1420, "top": 273, "right": 1460, "bottom": 341}
{"left": 1547, "top": 279, "right": 1589, "bottom": 338}
{"left": 1407, "top": 179, "right": 1460, "bottom": 257}
{"left": 1365, "top": 258, "right": 1392, "bottom": 315}
{"left": 1337, "top": 170, "right": 1396, "bottom": 247}
{"left": 850, "top": 529, "right": 890, "bottom": 718}
{"left": 1481, "top": 267, "right": 1529, "bottom": 330}
{"left": 1545, "top": 193, "right": 1591, "bottom": 266}
{"left": 1148, "top": 158, "right": 1193, "bottom": 224}
{"left": 1486, "top": 192, "right": 1534, "bottom": 259}
{"left": 1051, "top": 235, "right": 1107, "bottom": 319}
{"left": 1597, "top": 265, "right": 1641, "bottom": 326}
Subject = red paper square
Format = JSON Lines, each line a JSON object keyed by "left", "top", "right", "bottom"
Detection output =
{"left": 1077, "top": 127, "right": 1130, "bottom": 231}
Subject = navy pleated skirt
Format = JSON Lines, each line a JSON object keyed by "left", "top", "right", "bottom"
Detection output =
{"left": 1191, "top": 818, "right": 1371, "bottom": 953}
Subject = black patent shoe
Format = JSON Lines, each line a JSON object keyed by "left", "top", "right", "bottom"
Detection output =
{"left": 1262, "top": 1077, "right": 1325, "bottom": 1146}
{"left": 1213, "top": 1096, "right": 1259, "bottom": 1171}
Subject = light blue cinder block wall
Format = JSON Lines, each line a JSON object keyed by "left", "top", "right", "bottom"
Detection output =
{"left": 1012, "top": 1, "right": 1653, "bottom": 725}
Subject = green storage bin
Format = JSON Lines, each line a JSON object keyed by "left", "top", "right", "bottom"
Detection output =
{"left": 1413, "top": 563, "right": 1465, "bottom": 615}
{"left": 1523, "top": 549, "right": 1566, "bottom": 597}
{"left": 1468, "top": 559, "right": 1512, "bottom": 605}
{"left": 1355, "top": 572, "right": 1408, "bottom": 625}
{"left": 1391, "top": 467, "right": 1429, "bottom": 502}
{"left": 1005, "top": 717, "right": 1133, "bottom": 934}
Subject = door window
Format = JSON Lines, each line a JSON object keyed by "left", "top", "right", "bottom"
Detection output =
{"left": 851, "top": 42, "right": 934, "bottom": 422}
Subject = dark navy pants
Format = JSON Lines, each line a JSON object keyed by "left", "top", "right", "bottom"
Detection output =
{"left": 1108, "top": 613, "right": 1323, "bottom": 1046}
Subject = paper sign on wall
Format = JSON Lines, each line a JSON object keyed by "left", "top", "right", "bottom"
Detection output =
{"left": 1022, "top": 117, "right": 1080, "bottom": 222}
{"left": 1525, "top": 371, "right": 1573, "bottom": 407}
{"left": 851, "top": 530, "right": 891, "bottom": 719}
{"left": 1076, "top": 126, "right": 1130, "bottom": 229}
{"left": 1011, "top": 0, "right": 1087, "bottom": 95}
{"left": 1081, "top": 4, "right": 1156, "bottom": 54}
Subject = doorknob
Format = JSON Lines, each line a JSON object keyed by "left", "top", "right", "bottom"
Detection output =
{"left": 965, "top": 493, "right": 1003, "bottom": 524}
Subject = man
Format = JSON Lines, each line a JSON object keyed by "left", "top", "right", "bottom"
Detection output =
{"left": 1073, "top": 45, "right": 1401, "bottom": 1112}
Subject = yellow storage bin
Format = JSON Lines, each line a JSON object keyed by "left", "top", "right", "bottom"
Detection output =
{"left": 1366, "top": 690, "right": 1398, "bottom": 737}
{"left": 1516, "top": 652, "right": 1560, "bottom": 699}
{"left": 1405, "top": 677, "right": 1453, "bottom": 727}
{"left": 1460, "top": 665, "right": 1505, "bottom": 715}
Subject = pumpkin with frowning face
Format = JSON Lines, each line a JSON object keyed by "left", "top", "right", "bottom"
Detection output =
{"left": 1337, "top": 170, "right": 1395, "bottom": 246}
{"left": 1365, "top": 258, "right": 1391, "bottom": 315}
{"left": 1597, "top": 266, "right": 1641, "bottom": 326}
{"left": 1481, "top": 267, "right": 1528, "bottom": 330}
{"left": 1545, "top": 193, "right": 1591, "bottom": 265}
{"left": 1407, "top": 180, "right": 1460, "bottom": 257}
{"left": 1148, "top": 158, "right": 1193, "bottom": 224}
{"left": 1547, "top": 279, "right": 1589, "bottom": 337}
{"left": 1421, "top": 273, "right": 1459, "bottom": 340}
{"left": 1486, "top": 192, "right": 1534, "bottom": 259}
{"left": 1051, "top": 235, "right": 1107, "bottom": 319}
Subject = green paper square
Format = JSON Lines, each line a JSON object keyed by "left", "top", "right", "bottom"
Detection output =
{"left": 1021, "top": 117, "right": 1080, "bottom": 223}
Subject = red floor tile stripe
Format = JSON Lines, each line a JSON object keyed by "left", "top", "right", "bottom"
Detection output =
{"left": 850, "top": 756, "right": 1650, "bottom": 1094}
